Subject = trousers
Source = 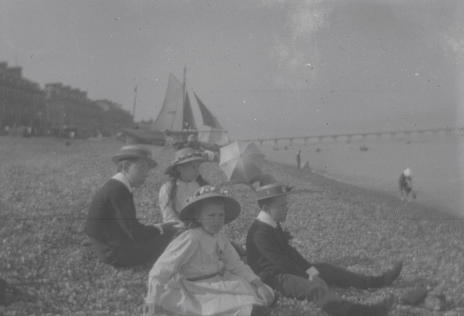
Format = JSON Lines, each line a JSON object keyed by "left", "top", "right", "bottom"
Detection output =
{"left": 269, "top": 262, "right": 376, "bottom": 306}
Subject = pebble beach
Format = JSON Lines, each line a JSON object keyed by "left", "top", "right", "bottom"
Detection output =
{"left": 1, "top": 137, "right": 464, "bottom": 316}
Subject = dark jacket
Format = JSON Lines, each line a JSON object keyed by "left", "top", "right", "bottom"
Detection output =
{"left": 246, "top": 219, "right": 311, "bottom": 283}
{"left": 85, "top": 179, "right": 159, "bottom": 248}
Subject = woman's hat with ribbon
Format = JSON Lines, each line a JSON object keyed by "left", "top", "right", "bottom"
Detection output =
{"left": 165, "top": 147, "right": 206, "bottom": 175}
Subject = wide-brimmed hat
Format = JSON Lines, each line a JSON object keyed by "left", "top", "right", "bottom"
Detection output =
{"left": 179, "top": 185, "right": 241, "bottom": 224}
{"left": 165, "top": 147, "right": 206, "bottom": 174}
{"left": 111, "top": 145, "right": 157, "bottom": 168}
{"left": 256, "top": 182, "right": 293, "bottom": 201}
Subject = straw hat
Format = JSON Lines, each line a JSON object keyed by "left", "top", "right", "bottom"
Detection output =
{"left": 179, "top": 185, "right": 241, "bottom": 224}
{"left": 165, "top": 147, "right": 206, "bottom": 174}
{"left": 256, "top": 182, "right": 293, "bottom": 201}
{"left": 111, "top": 145, "right": 157, "bottom": 168}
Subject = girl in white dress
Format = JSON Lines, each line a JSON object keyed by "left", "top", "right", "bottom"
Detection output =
{"left": 145, "top": 185, "right": 274, "bottom": 316}
{"left": 158, "top": 147, "right": 209, "bottom": 225}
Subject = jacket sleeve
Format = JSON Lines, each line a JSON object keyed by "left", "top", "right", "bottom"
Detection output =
{"left": 158, "top": 182, "right": 181, "bottom": 223}
{"left": 108, "top": 188, "right": 158, "bottom": 242}
{"left": 108, "top": 190, "right": 137, "bottom": 241}
{"left": 252, "top": 227, "right": 311, "bottom": 277}
{"left": 286, "top": 243, "right": 312, "bottom": 270}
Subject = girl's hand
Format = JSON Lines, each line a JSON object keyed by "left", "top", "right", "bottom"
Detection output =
{"left": 251, "top": 279, "right": 275, "bottom": 305}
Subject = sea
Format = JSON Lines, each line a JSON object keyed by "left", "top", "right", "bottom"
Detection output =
{"left": 259, "top": 133, "right": 464, "bottom": 216}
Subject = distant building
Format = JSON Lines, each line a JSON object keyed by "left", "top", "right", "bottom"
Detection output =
{"left": 44, "top": 83, "right": 103, "bottom": 138}
{"left": 0, "top": 62, "right": 46, "bottom": 132}
{"left": 1, "top": 60, "right": 134, "bottom": 138}
{"left": 95, "top": 99, "right": 133, "bottom": 136}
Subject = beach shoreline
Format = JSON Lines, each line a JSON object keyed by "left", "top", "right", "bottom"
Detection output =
{"left": 270, "top": 158, "right": 461, "bottom": 220}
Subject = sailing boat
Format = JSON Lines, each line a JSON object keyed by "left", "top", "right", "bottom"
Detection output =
{"left": 123, "top": 68, "right": 230, "bottom": 147}
{"left": 194, "top": 92, "right": 230, "bottom": 147}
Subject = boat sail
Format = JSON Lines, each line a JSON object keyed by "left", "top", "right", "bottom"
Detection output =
{"left": 195, "top": 93, "right": 230, "bottom": 146}
{"left": 152, "top": 71, "right": 197, "bottom": 142}
{"left": 152, "top": 69, "right": 230, "bottom": 147}
{"left": 122, "top": 69, "right": 230, "bottom": 147}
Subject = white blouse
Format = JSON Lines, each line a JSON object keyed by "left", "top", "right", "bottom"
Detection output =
{"left": 158, "top": 180, "right": 201, "bottom": 222}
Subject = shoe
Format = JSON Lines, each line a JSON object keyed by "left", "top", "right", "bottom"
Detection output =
{"left": 381, "top": 262, "right": 403, "bottom": 286}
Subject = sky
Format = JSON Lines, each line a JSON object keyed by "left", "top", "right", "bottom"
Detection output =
{"left": 1, "top": 0, "right": 463, "bottom": 139}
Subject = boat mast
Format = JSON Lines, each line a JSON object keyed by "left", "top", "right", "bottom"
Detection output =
{"left": 182, "top": 66, "right": 188, "bottom": 132}
{"left": 132, "top": 80, "right": 138, "bottom": 118}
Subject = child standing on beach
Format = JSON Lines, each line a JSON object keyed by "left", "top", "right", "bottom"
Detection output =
{"left": 145, "top": 185, "right": 274, "bottom": 316}
{"left": 399, "top": 168, "right": 415, "bottom": 202}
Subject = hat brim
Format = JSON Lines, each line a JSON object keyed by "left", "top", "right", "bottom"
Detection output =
{"left": 164, "top": 156, "right": 206, "bottom": 174}
{"left": 112, "top": 154, "right": 158, "bottom": 169}
{"left": 179, "top": 193, "right": 241, "bottom": 225}
{"left": 256, "top": 186, "right": 294, "bottom": 201}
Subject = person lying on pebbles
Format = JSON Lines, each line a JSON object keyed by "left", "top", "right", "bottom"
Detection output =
{"left": 246, "top": 182, "right": 403, "bottom": 316}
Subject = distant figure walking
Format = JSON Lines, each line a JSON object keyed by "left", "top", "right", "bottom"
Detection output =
{"left": 399, "top": 168, "right": 415, "bottom": 202}
{"left": 296, "top": 149, "right": 301, "bottom": 170}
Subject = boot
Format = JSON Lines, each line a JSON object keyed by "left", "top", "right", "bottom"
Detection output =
{"left": 370, "top": 262, "right": 403, "bottom": 288}
{"left": 250, "top": 305, "right": 271, "bottom": 316}
{"left": 323, "top": 299, "right": 392, "bottom": 316}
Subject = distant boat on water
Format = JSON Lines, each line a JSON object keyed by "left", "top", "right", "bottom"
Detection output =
{"left": 359, "top": 145, "right": 369, "bottom": 152}
{"left": 123, "top": 68, "right": 230, "bottom": 147}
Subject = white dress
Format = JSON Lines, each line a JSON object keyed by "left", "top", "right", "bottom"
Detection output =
{"left": 144, "top": 228, "right": 274, "bottom": 316}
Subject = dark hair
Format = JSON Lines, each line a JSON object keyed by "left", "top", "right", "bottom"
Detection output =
{"left": 116, "top": 158, "right": 138, "bottom": 172}
{"left": 258, "top": 197, "right": 275, "bottom": 209}
{"left": 166, "top": 174, "right": 209, "bottom": 208}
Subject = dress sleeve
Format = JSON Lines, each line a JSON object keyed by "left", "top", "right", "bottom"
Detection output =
{"left": 158, "top": 182, "right": 181, "bottom": 223}
{"left": 221, "top": 235, "right": 259, "bottom": 282}
{"left": 148, "top": 230, "right": 198, "bottom": 283}
{"left": 145, "top": 231, "right": 199, "bottom": 314}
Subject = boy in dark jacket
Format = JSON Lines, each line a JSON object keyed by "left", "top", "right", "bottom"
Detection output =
{"left": 246, "top": 182, "right": 402, "bottom": 316}
{"left": 85, "top": 145, "right": 177, "bottom": 267}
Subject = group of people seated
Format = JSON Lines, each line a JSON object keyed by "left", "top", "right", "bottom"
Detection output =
{"left": 85, "top": 144, "right": 403, "bottom": 316}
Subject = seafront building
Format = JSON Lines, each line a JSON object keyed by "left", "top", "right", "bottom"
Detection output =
{"left": 0, "top": 62, "right": 46, "bottom": 132}
{"left": 0, "top": 61, "right": 133, "bottom": 137}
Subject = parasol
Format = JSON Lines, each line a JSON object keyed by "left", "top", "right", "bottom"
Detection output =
{"left": 219, "top": 142, "right": 266, "bottom": 184}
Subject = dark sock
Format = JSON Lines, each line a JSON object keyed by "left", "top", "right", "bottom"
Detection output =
{"left": 323, "top": 300, "right": 390, "bottom": 316}
{"left": 251, "top": 305, "right": 270, "bottom": 316}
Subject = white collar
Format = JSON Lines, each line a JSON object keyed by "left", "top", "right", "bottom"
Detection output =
{"left": 256, "top": 210, "right": 277, "bottom": 228}
{"left": 112, "top": 172, "right": 134, "bottom": 193}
